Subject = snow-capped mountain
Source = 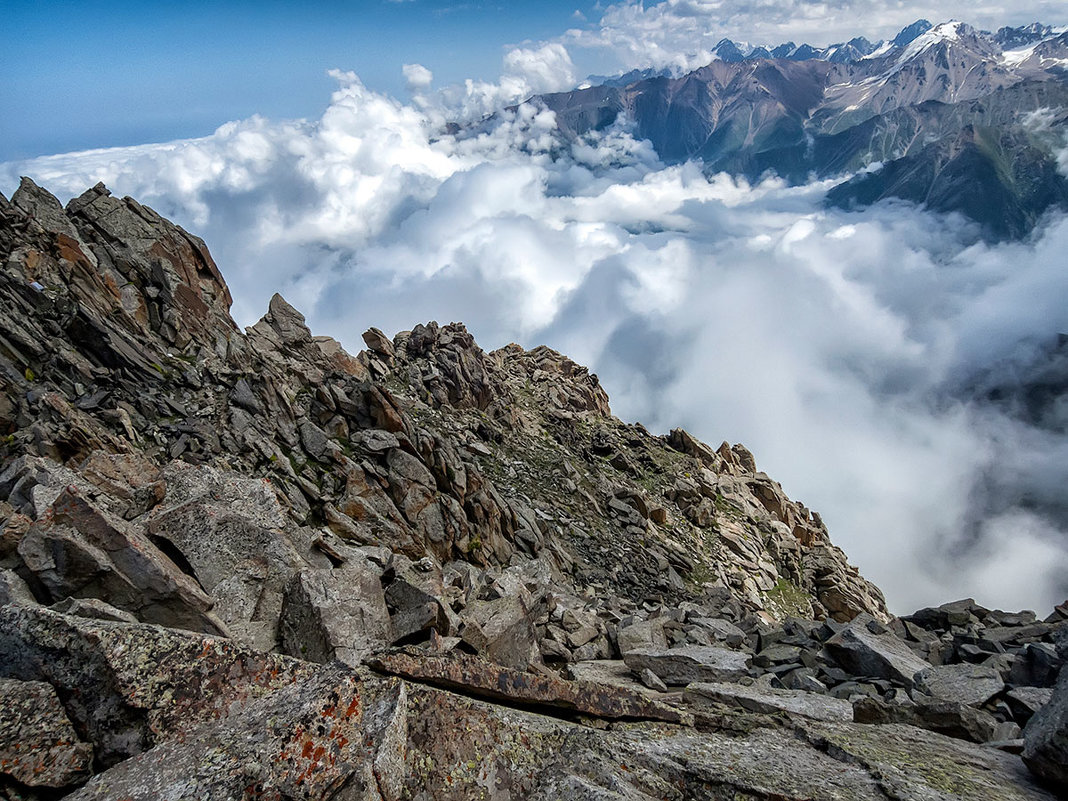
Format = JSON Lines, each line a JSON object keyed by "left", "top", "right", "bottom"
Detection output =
{"left": 536, "top": 20, "right": 1068, "bottom": 239}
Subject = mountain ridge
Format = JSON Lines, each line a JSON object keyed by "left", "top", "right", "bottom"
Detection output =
{"left": 1, "top": 182, "right": 1067, "bottom": 798}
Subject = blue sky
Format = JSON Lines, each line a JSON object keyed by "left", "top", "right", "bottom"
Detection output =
{"left": 2, "top": 0, "right": 599, "bottom": 159}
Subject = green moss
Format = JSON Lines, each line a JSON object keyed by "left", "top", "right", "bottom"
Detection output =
{"left": 762, "top": 578, "right": 812, "bottom": 620}
{"left": 23, "top": 367, "right": 34, "bottom": 382}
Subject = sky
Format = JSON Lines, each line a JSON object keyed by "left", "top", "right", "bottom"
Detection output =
{"left": 3, "top": 1, "right": 1068, "bottom": 615}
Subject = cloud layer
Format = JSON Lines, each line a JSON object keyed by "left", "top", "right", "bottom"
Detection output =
{"left": 4, "top": 66, "right": 1068, "bottom": 615}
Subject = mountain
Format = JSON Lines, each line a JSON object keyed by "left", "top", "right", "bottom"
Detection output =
{"left": 1, "top": 181, "right": 1067, "bottom": 797}
{"left": 548, "top": 20, "right": 1068, "bottom": 239}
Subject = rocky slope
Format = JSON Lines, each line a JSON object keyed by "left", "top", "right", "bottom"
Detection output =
{"left": 536, "top": 20, "right": 1068, "bottom": 239}
{"left": 0, "top": 180, "right": 1066, "bottom": 799}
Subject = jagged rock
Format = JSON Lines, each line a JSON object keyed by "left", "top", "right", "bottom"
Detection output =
{"left": 64, "top": 665, "right": 406, "bottom": 801}
{"left": 462, "top": 593, "right": 539, "bottom": 670}
{"left": 0, "top": 677, "right": 93, "bottom": 788}
{"left": 0, "top": 606, "right": 314, "bottom": 768}
{"left": 1023, "top": 668, "right": 1068, "bottom": 790}
{"left": 278, "top": 562, "right": 393, "bottom": 666}
{"left": 824, "top": 613, "right": 931, "bottom": 686}
{"left": 623, "top": 645, "right": 751, "bottom": 685}
{"left": 853, "top": 696, "right": 1000, "bottom": 743}
{"left": 687, "top": 680, "right": 853, "bottom": 722}
{"left": 1008, "top": 687, "right": 1054, "bottom": 724}
{"left": 617, "top": 617, "right": 669, "bottom": 654}
{"left": 17, "top": 486, "right": 225, "bottom": 635}
{"left": 915, "top": 663, "right": 1005, "bottom": 707}
{"left": 367, "top": 649, "right": 684, "bottom": 723}
{"left": 639, "top": 667, "right": 669, "bottom": 693}
{"left": 50, "top": 596, "right": 139, "bottom": 623}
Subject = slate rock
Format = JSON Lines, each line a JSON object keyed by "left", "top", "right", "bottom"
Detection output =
{"left": 278, "top": 561, "right": 393, "bottom": 666}
{"left": 1023, "top": 668, "right": 1068, "bottom": 789}
{"left": 915, "top": 663, "right": 1004, "bottom": 707}
{"left": 623, "top": 645, "right": 751, "bottom": 686}
{"left": 853, "top": 696, "right": 1000, "bottom": 743}
{"left": 824, "top": 613, "right": 930, "bottom": 686}
{"left": 687, "top": 681, "right": 853, "bottom": 722}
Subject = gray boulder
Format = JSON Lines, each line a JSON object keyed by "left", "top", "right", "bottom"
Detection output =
{"left": 623, "top": 645, "right": 751, "bottom": 686}
{"left": 915, "top": 663, "right": 1004, "bottom": 707}
{"left": 0, "top": 677, "right": 93, "bottom": 788}
{"left": 1023, "top": 668, "right": 1068, "bottom": 790}
{"left": 686, "top": 681, "right": 853, "bottom": 722}
{"left": 278, "top": 562, "right": 393, "bottom": 666}
{"left": 824, "top": 613, "right": 930, "bottom": 686}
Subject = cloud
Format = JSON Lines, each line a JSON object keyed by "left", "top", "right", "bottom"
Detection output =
{"left": 4, "top": 67, "right": 1068, "bottom": 616}
{"left": 403, "top": 63, "right": 434, "bottom": 93}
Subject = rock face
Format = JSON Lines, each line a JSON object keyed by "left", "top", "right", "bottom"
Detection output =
{"left": 0, "top": 181, "right": 1063, "bottom": 798}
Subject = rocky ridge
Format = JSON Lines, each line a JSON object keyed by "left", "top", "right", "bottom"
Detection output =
{"left": 0, "top": 180, "right": 1066, "bottom": 799}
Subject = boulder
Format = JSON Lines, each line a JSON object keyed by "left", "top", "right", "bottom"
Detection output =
{"left": 278, "top": 562, "right": 393, "bottom": 666}
{"left": 686, "top": 681, "right": 853, "bottom": 722}
{"left": 914, "top": 663, "right": 1004, "bottom": 707}
{"left": 824, "top": 613, "right": 930, "bottom": 686}
{"left": 853, "top": 696, "right": 1000, "bottom": 743}
{"left": 623, "top": 645, "right": 751, "bottom": 686}
{"left": 1023, "top": 669, "right": 1068, "bottom": 789}
{"left": 368, "top": 649, "right": 684, "bottom": 723}
{"left": 0, "top": 677, "right": 93, "bottom": 788}
{"left": 0, "top": 606, "right": 314, "bottom": 768}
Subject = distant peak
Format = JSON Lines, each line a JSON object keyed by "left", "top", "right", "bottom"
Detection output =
{"left": 892, "top": 19, "right": 933, "bottom": 48}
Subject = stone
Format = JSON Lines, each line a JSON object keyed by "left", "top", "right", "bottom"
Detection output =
{"left": 368, "top": 649, "right": 684, "bottom": 723}
{"left": 278, "top": 562, "right": 393, "bottom": 666}
{"left": 1023, "top": 669, "right": 1068, "bottom": 789}
{"left": 0, "top": 677, "right": 93, "bottom": 788}
{"left": 0, "top": 606, "right": 314, "bottom": 769}
{"left": 824, "top": 613, "right": 931, "bottom": 686}
{"left": 639, "top": 668, "right": 669, "bottom": 693}
{"left": 617, "top": 616, "right": 668, "bottom": 654}
{"left": 463, "top": 594, "right": 539, "bottom": 671}
{"left": 688, "top": 681, "right": 853, "bottom": 722}
{"left": 1009, "top": 687, "right": 1054, "bottom": 724}
{"left": 853, "top": 696, "right": 1000, "bottom": 743}
{"left": 915, "top": 663, "right": 1004, "bottom": 707}
{"left": 18, "top": 485, "right": 225, "bottom": 635}
{"left": 623, "top": 645, "right": 751, "bottom": 686}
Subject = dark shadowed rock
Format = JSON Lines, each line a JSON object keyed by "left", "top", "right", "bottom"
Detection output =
{"left": 915, "top": 663, "right": 1005, "bottom": 707}
{"left": 1023, "top": 668, "right": 1068, "bottom": 790}
{"left": 853, "top": 696, "right": 1000, "bottom": 743}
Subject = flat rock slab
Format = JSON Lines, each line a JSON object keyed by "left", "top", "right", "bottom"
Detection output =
{"left": 824, "top": 614, "right": 930, "bottom": 686}
{"left": 804, "top": 720, "right": 1057, "bottom": 801}
{"left": 0, "top": 678, "right": 93, "bottom": 788}
{"left": 623, "top": 645, "right": 751, "bottom": 685}
{"left": 915, "top": 663, "right": 1004, "bottom": 707}
{"left": 367, "top": 649, "right": 685, "bottom": 723}
{"left": 686, "top": 681, "right": 853, "bottom": 722}
{"left": 853, "top": 696, "right": 999, "bottom": 744}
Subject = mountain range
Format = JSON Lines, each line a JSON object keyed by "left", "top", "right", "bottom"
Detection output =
{"left": 536, "top": 20, "right": 1068, "bottom": 239}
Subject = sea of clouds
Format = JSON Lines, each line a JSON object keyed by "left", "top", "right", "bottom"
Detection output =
{"left": 4, "top": 40, "right": 1068, "bottom": 615}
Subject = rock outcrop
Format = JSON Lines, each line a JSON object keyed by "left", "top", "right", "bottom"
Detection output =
{"left": 0, "top": 180, "right": 1064, "bottom": 798}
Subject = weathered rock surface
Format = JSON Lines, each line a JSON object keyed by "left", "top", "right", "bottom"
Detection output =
{"left": 686, "top": 680, "right": 854, "bottom": 722}
{"left": 0, "top": 677, "right": 93, "bottom": 788}
{"left": 825, "top": 613, "right": 931, "bottom": 686}
{"left": 1023, "top": 668, "right": 1068, "bottom": 790}
{"left": 623, "top": 645, "right": 752, "bottom": 685}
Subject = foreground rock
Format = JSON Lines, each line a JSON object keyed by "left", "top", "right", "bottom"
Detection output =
{"left": 686, "top": 680, "right": 853, "bottom": 722}
{"left": 623, "top": 645, "right": 752, "bottom": 685}
{"left": 1023, "top": 669, "right": 1068, "bottom": 790}
{"left": 0, "top": 677, "right": 93, "bottom": 789}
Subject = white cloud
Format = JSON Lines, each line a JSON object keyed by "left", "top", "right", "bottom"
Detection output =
{"left": 403, "top": 63, "right": 434, "bottom": 93}
{"left": 4, "top": 66, "right": 1068, "bottom": 616}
